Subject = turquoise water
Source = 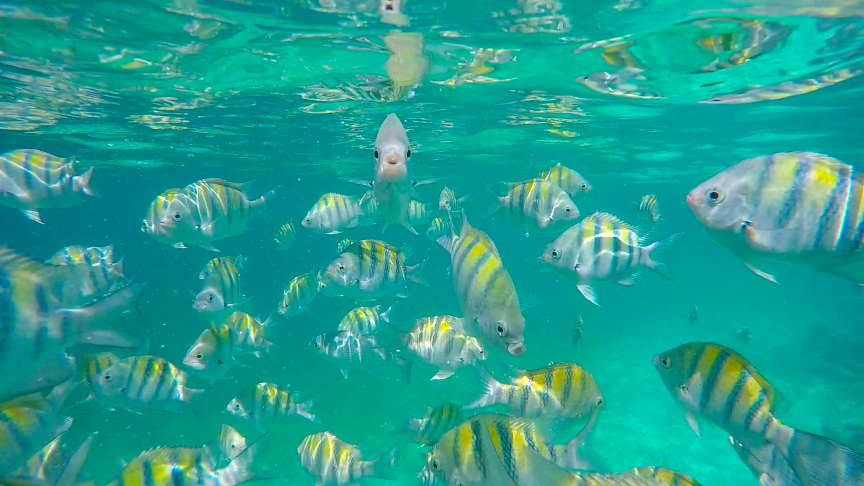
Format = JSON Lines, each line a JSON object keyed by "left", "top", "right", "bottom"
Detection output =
{"left": 2, "top": 0, "right": 864, "bottom": 485}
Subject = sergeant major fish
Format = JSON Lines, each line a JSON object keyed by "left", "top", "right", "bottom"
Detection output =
{"left": 277, "top": 271, "right": 318, "bottom": 316}
{"left": 274, "top": 220, "right": 295, "bottom": 250}
{"left": 436, "top": 212, "right": 527, "bottom": 356}
{"left": 686, "top": 152, "right": 864, "bottom": 284}
{"left": 654, "top": 342, "right": 864, "bottom": 486}
{"left": 540, "top": 163, "right": 592, "bottom": 201}
{"left": 225, "top": 311, "right": 278, "bottom": 358}
{"left": 183, "top": 324, "right": 237, "bottom": 382}
{"left": 542, "top": 212, "right": 681, "bottom": 306}
{"left": 392, "top": 402, "right": 463, "bottom": 446}
{"left": 142, "top": 188, "right": 184, "bottom": 245}
{"left": 309, "top": 330, "right": 412, "bottom": 382}
{"left": 227, "top": 382, "right": 315, "bottom": 432}
{"left": 47, "top": 244, "right": 126, "bottom": 298}
{"left": 485, "top": 179, "right": 580, "bottom": 233}
{"left": 302, "top": 192, "right": 377, "bottom": 235}
{"left": 97, "top": 355, "right": 207, "bottom": 414}
{"left": 393, "top": 315, "right": 487, "bottom": 380}
{"left": 109, "top": 443, "right": 258, "bottom": 486}
{"left": 337, "top": 304, "right": 395, "bottom": 335}
{"left": 636, "top": 194, "right": 661, "bottom": 222}
{"left": 318, "top": 239, "right": 428, "bottom": 301}
{"left": 195, "top": 255, "right": 245, "bottom": 324}
{"left": 297, "top": 432, "right": 399, "bottom": 486}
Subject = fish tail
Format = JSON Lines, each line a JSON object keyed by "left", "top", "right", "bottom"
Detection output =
{"left": 397, "top": 357, "right": 413, "bottom": 384}
{"left": 57, "top": 432, "right": 97, "bottom": 486}
{"left": 218, "top": 436, "right": 268, "bottom": 486}
{"left": 389, "top": 407, "right": 420, "bottom": 436}
{"left": 641, "top": 232, "right": 682, "bottom": 280}
{"left": 109, "top": 257, "right": 125, "bottom": 279}
{"left": 770, "top": 425, "right": 864, "bottom": 485}
{"left": 481, "top": 181, "right": 502, "bottom": 220}
{"left": 464, "top": 367, "right": 502, "bottom": 410}
{"left": 73, "top": 166, "right": 100, "bottom": 198}
{"left": 297, "top": 398, "right": 317, "bottom": 422}
{"left": 562, "top": 407, "right": 600, "bottom": 471}
{"left": 407, "top": 256, "right": 429, "bottom": 287}
{"left": 366, "top": 448, "right": 400, "bottom": 480}
{"left": 68, "top": 282, "right": 147, "bottom": 348}
{"left": 250, "top": 185, "right": 281, "bottom": 224}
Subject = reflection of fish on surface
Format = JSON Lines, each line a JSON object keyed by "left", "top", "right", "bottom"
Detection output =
{"left": 701, "top": 67, "right": 862, "bottom": 104}
{"left": 692, "top": 18, "right": 791, "bottom": 73}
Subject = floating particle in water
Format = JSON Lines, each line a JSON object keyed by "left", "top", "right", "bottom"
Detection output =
{"left": 689, "top": 305, "right": 699, "bottom": 326}
{"left": 572, "top": 313, "right": 584, "bottom": 347}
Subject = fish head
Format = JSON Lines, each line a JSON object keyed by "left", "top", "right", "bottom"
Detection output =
{"left": 219, "top": 424, "right": 247, "bottom": 462}
{"left": 97, "top": 359, "right": 133, "bottom": 397}
{"left": 420, "top": 446, "right": 448, "bottom": 486}
{"left": 226, "top": 397, "right": 250, "bottom": 420}
{"left": 321, "top": 253, "right": 360, "bottom": 291}
{"left": 541, "top": 241, "right": 572, "bottom": 272}
{"left": 486, "top": 316, "right": 526, "bottom": 356}
{"left": 183, "top": 328, "right": 222, "bottom": 375}
{"left": 374, "top": 113, "right": 411, "bottom": 184}
{"left": 464, "top": 338, "right": 488, "bottom": 363}
{"left": 438, "top": 188, "right": 455, "bottom": 212}
{"left": 159, "top": 194, "right": 200, "bottom": 239}
{"left": 686, "top": 161, "right": 755, "bottom": 232}
{"left": 193, "top": 288, "right": 225, "bottom": 315}
{"left": 550, "top": 195, "right": 580, "bottom": 224}
{"left": 301, "top": 206, "right": 327, "bottom": 232}
{"left": 307, "top": 334, "right": 328, "bottom": 355}
{"left": 653, "top": 345, "right": 692, "bottom": 398}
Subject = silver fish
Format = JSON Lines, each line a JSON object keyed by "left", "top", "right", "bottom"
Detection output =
{"left": 309, "top": 330, "right": 412, "bottom": 382}
{"left": 297, "top": 432, "right": 399, "bottom": 486}
{"left": 318, "top": 239, "right": 427, "bottom": 301}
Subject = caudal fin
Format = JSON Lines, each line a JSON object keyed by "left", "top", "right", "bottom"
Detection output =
{"left": 641, "top": 232, "right": 682, "bottom": 280}
{"left": 407, "top": 256, "right": 429, "bottom": 287}
{"left": 366, "top": 448, "right": 400, "bottom": 480}
{"left": 779, "top": 428, "right": 864, "bottom": 486}
{"left": 296, "top": 399, "right": 317, "bottom": 423}
{"left": 463, "top": 368, "right": 503, "bottom": 410}
{"left": 482, "top": 181, "right": 503, "bottom": 220}
{"left": 250, "top": 186, "right": 282, "bottom": 224}
{"left": 73, "top": 167, "right": 101, "bottom": 198}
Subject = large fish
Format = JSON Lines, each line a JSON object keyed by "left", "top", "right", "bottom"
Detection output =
{"left": 485, "top": 179, "right": 581, "bottom": 233}
{"left": 394, "top": 315, "right": 487, "bottom": 380}
{"left": 541, "top": 212, "right": 680, "bottom": 306}
{"left": 0, "top": 149, "right": 97, "bottom": 224}
{"left": 686, "top": 152, "right": 864, "bottom": 284}
{"left": 436, "top": 212, "right": 527, "bottom": 356}
{"left": 297, "top": 432, "right": 399, "bottom": 486}
{"left": 654, "top": 342, "right": 864, "bottom": 486}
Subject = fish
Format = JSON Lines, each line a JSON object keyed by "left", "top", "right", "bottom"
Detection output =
{"left": 15, "top": 431, "right": 96, "bottom": 486}
{"left": 78, "top": 351, "right": 122, "bottom": 409}
{"left": 336, "top": 304, "right": 395, "bottom": 335}
{"left": 225, "top": 311, "right": 278, "bottom": 358}
{"left": 46, "top": 244, "right": 114, "bottom": 266}
{"left": 465, "top": 363, "right": 604, "bottom": 425}
{"left": 636, "top": 194, "right": 661, "bottom": 222}
{"left": 227, "top": 382, "right": 315, "bottom": 432}
{"left": 625, "top": 467, "right": 703, "bottom": 486}
{"left": 541, "top": 212, "right": 681, "bottom": 306}
{"left": 689, "top": 306, "right": 699, "bottom": 326}
{"left": 218, "top": 424, "right": 248, "bottom": 465}
{"left": 309, "top": 330, "right": 412, "bottom": 382}
{"left": 436, "top": 211, "right": 527, "bottom": 356}
{"left": 317, "top": 239, "right": 428, "bottom": 301}
{"left": 484, "top": 179, "right": 581, "bottom": 233}
{"left": 159, "top": 178, "right": 278, "bottom": 252}
{"left": 731, "top": 438, "right": 802, "bottom": 486}
{"left": 277, "top": 271, "right": 318, "bottom": 316}
{"left": 109, "top": 443, "right": 258, "bottom": 486}
{"left": 274, "top": 220, "right": 295, "bottom": 250}
{"left": 686, "top": 152, "right": 864, "bottom": 284}
{"left": 194, "top": 255, "right": 244, "bottom": 324}
{"left": 420, "top": 413, "right": 597, "bottom": 486}
{"left": 654, "top": 342, "right": 864, "bottom": 485}
{"left": 142, "top": 188, "right": 184, "bottom": 245}
{"left": 393, "top": 315, "right": 487, "bottom": 380}
{"left": 439, "top": 186, "right": 470, "bottom": 213}
{"left": 46, "top": 245, "right": 126, "bottom": 298}
{"left": 572, "top": 314, "right": 584, "bottom": 347}
{"left": 96, "top": 355, "right": 207, "bottom": 414}
{"left": 301, "top": 193, "right": 377, "bottom": 235}
{"left": 540, "top": 163, "right": 592, "bottom": 200}
{"left": 0, "top": 247, "right": 143, "bottom": 400}
{"left": 736, "top": 326, "right": 752, "bottom": 342}
{"left": 392, "top": 402, "right": 463, "bottom": 446}
{"left": 425, "top": 217, "right": 450, "bottom": 243}
{"left": 343, "top": 113, "right": 441, "bottom": 235}
{"left": 0, "top": 380, "right": 75, "bottom": 477}
{"left": 297, "top": 432, "right": 399, "bottom": 486}
{"left": 183, "top": 324, "right": 237, "bottom": 382}
{"left": 409, "top": 200, "right": 438, "bottom": 228}
{"left": 0, "top": 149, "right": 97, "bottom": 224}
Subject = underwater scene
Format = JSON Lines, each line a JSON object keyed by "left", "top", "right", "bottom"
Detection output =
{"left": 1, "top": 0, "right": 864, "bottom": 485}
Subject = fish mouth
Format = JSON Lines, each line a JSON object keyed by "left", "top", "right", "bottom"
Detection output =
{"left": 685, "top": 191, "right": 697, "bottom": 212}
{"left": 507, "top": 342, "right": 525, "bottom": 356}
{"left": 652, "top": 354, "right": 660, "bottom": 367}
{"left": 385, "top": 153, "right": 400, "bottom": 165}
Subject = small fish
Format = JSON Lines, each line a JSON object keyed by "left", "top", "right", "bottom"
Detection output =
{"left": 540, "top": 163, "right": 592, "bottom": 200}
{"left": 686, "top": 152, "right": 864, "bottom": 284}
{"left": 194, "top": 255, "right": 245, "bottom": 324}
{"left": 227, "top": 382, "right": 315, "bottom": 432}
{"left": 425, "top": 217, "right": 450, "bottom": 243}
{"left": 484, "top": 179, "right": 580, "bottom": 233}
{"left": 421, "top": 413, "right": 596, "bottom": 486}
{"left": 626, "top": 467, "right": 703, "bottom": 486}
{"left": 337, "top": 304, "right": 395, "bottom": 335}
{"left": 277, "top": 271, "right": 318, "bottom": 316}
{"left": 46, "top": 244, "right": 114, "bottom": 266}
{"left": 159, "top": 178, "right": 278, "bottom": 252}
{"left": 636, "top": 194, "right": 661, "bottom": 222}
{"left": 0, "top": 149, "right": 97, "bottom": 224}
{"left": 436, "top": 212, "right": 526, "bottom": 356}
{"left": 297, "top": 432, "right": 399, "bottom": 486}
{"left": 46, "top": 244, "right": 126, "bottom": 298}
{"left": 465, "top": 363, "right": 604, "bottom": 424}
{"left": 274, "top": 220, "right": 296, "bottom": 250}
{"left": 309, "top": 330, "right": 412, "bottom": 382}
{"left": 183, "top": 324, "right": 237, "bottom": 382}
{"left": 218, "top": 424, "right": 248, "bottom": 465}
{"left": 408, "top": 200, "right": 438, "bottom": 228}
{"left": 317, "top": 239, "right": 428, "bottom": 301}
{"left": 111, "top": 443, "right": 258, "bottom": 486}
{"left": 654, "top": 342, "right": 864, "bottom": 483}
{"left": 142, "top": 187, "right": 184, "bottom": 245}
{"left": 736, "top": 326, "right": 752, "bottom": 342}
{"left": 542, "top": 212, "right": 681, "bottom": 306}
{"left": 225, "top": 311, "right": 278, "bottom": 358}
{"left": 0, "top": 380, "right": 75, "bottom": 477}
{"left": 438, "top": 186, "right": 470, "bottom": 213}
{"left": 395, "top": 315, "right": 487, "bottom": 380}
{"left": 689, "top": 306, "right": 699, "bottom": 326}
{"left": 392, "top": 402, "right": 463, "bottom": 446}
{"left": 302, "top": 193, "right": 377, "bottom": 235}
{"left": 572, "top": 313, "right": 584, "bottom": 347}
{"left": 97, "top": 355, "right": 207, "bottom": 414}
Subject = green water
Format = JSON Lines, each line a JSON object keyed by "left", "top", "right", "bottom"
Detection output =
{"left": 2, "top": 0, "right": 864, "bottom": 485}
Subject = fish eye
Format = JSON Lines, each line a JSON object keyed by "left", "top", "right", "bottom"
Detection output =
{"left": 496, "top": 325, "right": 505, "bottom": 336}
{"left": 551, "top": 249, "right": 560, "bottom": 259}
{"left": 104, "top": 374, "right": 112, "bottom": 381}
{"left": 597, "top": 398, "right": 604, "bottom": 407}
{"left": 141, "top": 220, "right": 147, "bottom": 228}
{"left": 208, "top": 294, "right": 214, "bottom": 302}
{"left": 374, "top": 150, "right": 379, "bottom": 159}
{"left": 407, "top": 149, "right": 411, "bottom": 158}
{"left": 661, "top": 357, "right": 671, "bottom": 369}
{"left": 196, "top": 354, "right": 203, "bottom": 359}
{"left": 581, "top": 183, "right": 587, "bottom": 189}
{"left": 173, "top": 212, "right": 181, "bottom": 221}
{"left": 432, "top": 460, "right": 439, "bottom": 470}
{"left": 314, "top": 342, "right": 320, "bottom": 349}
{"left": 706, "top": 189, "right": 724, "bottom": 204}
{"left": 217, "top": 359, "right": 223, "bottom": 365}
{"left": 338, "top": 264, "right": 346, "bottom": 273}
{"left": 235, "top": 404, "right": 241, "bottom": 410}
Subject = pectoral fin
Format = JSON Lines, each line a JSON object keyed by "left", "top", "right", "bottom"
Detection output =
{"left": 21, "top": 209, "right": 43, "bottom": 224}
{"left": 743, "top": 261, "right": 778, "bottom": 284}
{"left": 685, "top": 411, "right": 702, "bottom": 438}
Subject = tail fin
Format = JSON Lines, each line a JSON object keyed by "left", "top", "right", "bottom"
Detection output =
{"left": 109, "top": 258, "right": 125, "bottom": 280}
{"left": 379, "top": 303, "right": 396, "bottom": 324}
{"left": 481, "top": 181, "right": 502, "bottom": 220}
{"left": 69, "top": 282, "right": 146, "bottom": 348}
{"left": 218, "top": 434, "right": 271, "bottom": 486}
{"left": 779, "top": 428, "right": 864, "bottom": 486}
{"left": 296, "top": 399, "right": 317, "bottom": 423}
{"left": 57, "top": 432, "right": 97, "bottom": 486}
{"left": 73, "top": 167, "right": 100, "bottom": 198}
{"left": 367, "top": 448, "right": 400, "bottom": 480}
{"left": 641, "top": 232, "right": 682, "bottom": 280}
{"left": 559, "top": 408, "right": 600, "bottom": 471}
{"left": 407, "top": 256, "right": 429, "bottom": 287}
{"left": 463, "top": 368, "right": 502, "bottom": 410}
{"left": 250, "top": 186, "right": 282, "bottom": 224}
{"left": 389, "top": 407, "right": 422, "bottom": 437}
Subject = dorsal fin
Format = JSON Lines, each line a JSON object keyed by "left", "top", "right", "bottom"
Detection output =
{"left": 584, "top": 211, "right": 643, "bottom": 235}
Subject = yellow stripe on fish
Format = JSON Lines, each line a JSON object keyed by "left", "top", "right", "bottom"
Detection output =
{"left": 278, "top": 271, "right": 318, "bottom": 316}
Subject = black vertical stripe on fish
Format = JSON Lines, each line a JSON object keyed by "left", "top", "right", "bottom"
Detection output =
{"left": 563, "top": 367, "right": 574, "bottom": 403}
{"left": 744, "top": 386, "right": 767, "bottom": 430}
{"left": 33, "top": 283, "right": 50, "bottom": 360}
{"left": 752, "top": 153, "right": 777, "bottom": 211}
{"left": 723, "top": 371, "right": 747, "bottom": 425}
{"left": 496, "top": 421, "right": 518, "bottom": 482}
{"left": 452, "top": 238, "right": 478, "bottom": 280}
{"left": 701, "top": 351, "right": 728, "bottom": 413}
{"left": 774, "top": 156, "right": 810, "bottom": 229}
{"left": 141, "top": 457, "right": 154, "bottom": 486}
{"left": 0, "top": 407, "right": 29, "bottom": 453}
{"left": 171, "top": 465, "right": 184, "bottom": 486}
{"left": 470, "top": 420, "right": 486, "bottom": 477}
{"left": 816, "top": 165, "right": 850, "bottom": 251}
{"left": 684, "top": 346, "right": 702, "bottom": 385}
{"left": 0, "top": 269, "right": 13, "bottom": 360}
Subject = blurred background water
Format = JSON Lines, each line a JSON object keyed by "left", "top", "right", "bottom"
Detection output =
{"left": 1, "top": 0, "right": 864, "bottom": 485}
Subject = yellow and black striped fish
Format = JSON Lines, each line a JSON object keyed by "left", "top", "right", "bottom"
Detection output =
{"left": 225, "top": 311, "right": 277, "bottom": 358}
{"left": 399, "top": 315, "right": 486, "bottom": 380}
{"left": 318, "top": 239, "right": 427, "bottom": 301}
{"left": 337, "top": 304, "right": 394, "bottom": 335}
{"left": 142, "top": 187, "right": 184, "bottom": 245}
{"left": 194, "top": 255, "right": 244, "bottom": 324}
{"left": 394, "top": 402, "right": 463, "bottom": 446}
{"left": 183, "top": 324, "right": 236, "bottom": 382}
{"left": 302, "top": 192, "right": 377, "bottom": 235}
{"left": 96, "top": 355, "right": 206, "bottom": 414}
{"left": 636, "top": 194, "right": 661, "bottom": 222}
{"left": 626, "top": 467, "right": 703, "bottom": 486}
{"left": 409, "top": 200, "right": 438, "bottom": 227}
{"left": 274, "top": 220, "right": 295, "bottom": 250}
{"left": 277, "top": 271, "right": 318, "bottom": 316}
{"left": 540, "top": 163, "right": 592, "bottom": 200}
{"left": 309, "top": 330, "right": 413, "bottom": 383}
{"left": 227, "top": 382, "right": 315, "bottom": 432}
{"left": 687, "top": 152, "right": 864, "bottom": 284}
{"left": 111, "top": 443, "right": 258, "bottom": 486}
{"left": 47, "top": 244, "right": 126, "bottom": 299}
{"left": 297, "top": 432, "right": 399, "bottom": 486}
{"left": 485, "top": 179, "right": 580, "bottom": 232}
{"left": 426, "top": 217, "right": 450, "bottom": 243}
